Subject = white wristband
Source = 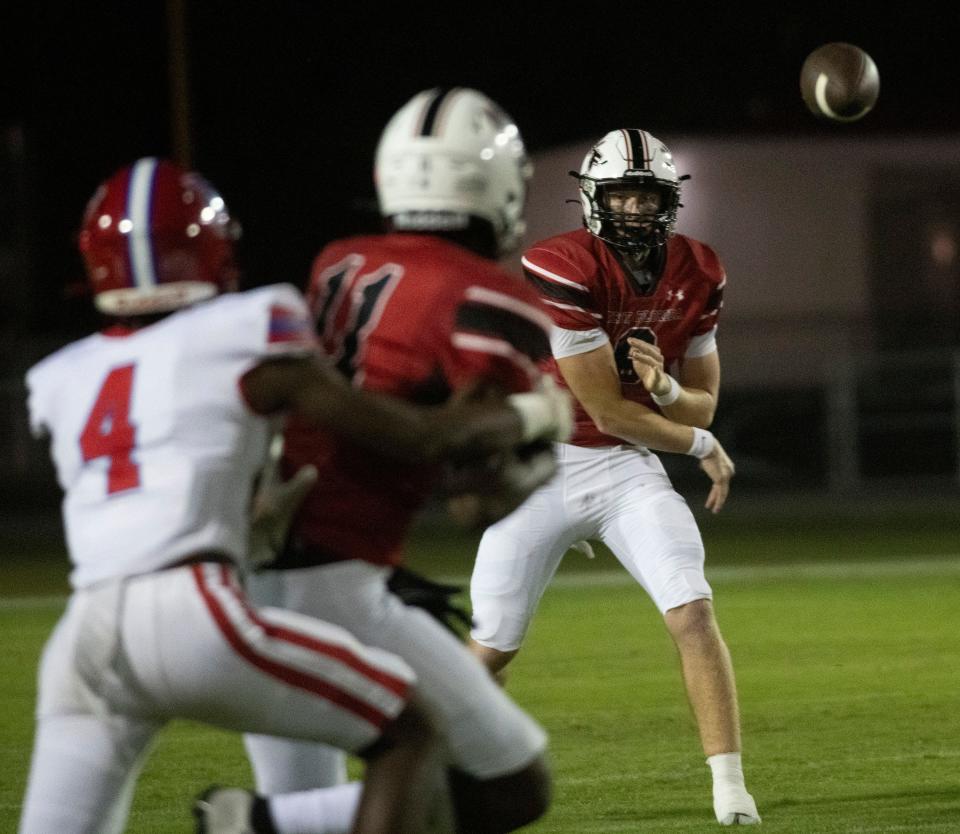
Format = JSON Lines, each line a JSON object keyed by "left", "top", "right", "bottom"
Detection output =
{"left": 687, "top": 427, "right": 715, "bottom": 459}
{"left": 651, "top": 374, "right": 681, "bottom": 407}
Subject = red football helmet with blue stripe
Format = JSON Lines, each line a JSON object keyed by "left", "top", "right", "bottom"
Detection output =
{"left": 78, "top": 157, "right": 240, "bottom": 316}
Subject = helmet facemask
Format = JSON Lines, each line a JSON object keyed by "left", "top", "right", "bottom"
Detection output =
{"left": 581, "top": 177, "right": 680, "bottom": 252}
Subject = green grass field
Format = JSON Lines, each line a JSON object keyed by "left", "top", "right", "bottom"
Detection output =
{"left": 2, "top": 500, "right": 959, "bottom": 832}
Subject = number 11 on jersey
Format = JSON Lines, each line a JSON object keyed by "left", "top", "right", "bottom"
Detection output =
{"left": 79, "top": 363, "right": 141, "bottom": 494}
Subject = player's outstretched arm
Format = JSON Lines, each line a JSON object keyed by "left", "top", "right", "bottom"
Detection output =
{"left": 557, "top": 344, "right": 734, "bottom": 510}
{"left": 241, "top": 355, "right": 571, "bottom": 465}
{"left": 558, "top": 344, "right": 702, "bottom": 453}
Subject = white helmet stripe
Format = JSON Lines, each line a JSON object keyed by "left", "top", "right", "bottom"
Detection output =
{"left": 127, "top": 157, "right": 159, "bottom": 290}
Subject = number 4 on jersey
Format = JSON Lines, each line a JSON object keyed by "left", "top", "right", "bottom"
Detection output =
{"left": 79, "top": 364, "right": 141, "bottom": 494}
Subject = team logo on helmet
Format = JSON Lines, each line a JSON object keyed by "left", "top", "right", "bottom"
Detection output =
{"left": 587, "top": 148, "right": 605, "bottom": 170}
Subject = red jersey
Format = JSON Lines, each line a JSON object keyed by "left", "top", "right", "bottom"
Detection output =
{"left": 277, "top": 233, "right": 553, "bottom": 568}
{"left": 522, "top": 228, "right": 725, "bottom": 447}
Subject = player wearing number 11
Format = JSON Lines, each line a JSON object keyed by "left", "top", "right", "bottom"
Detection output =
{"left": 222, "top": 87, "right": 559, "bottom": 834}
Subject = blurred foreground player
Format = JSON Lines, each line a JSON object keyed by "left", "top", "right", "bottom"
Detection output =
{"left": 198, "top": 88, "right": 566, "bottom": 834}
{"left": 468, "top": 129, "right": 761, "bottom": 825}
{"left": 19, "top": 157, "right": 569, "bottom": 834}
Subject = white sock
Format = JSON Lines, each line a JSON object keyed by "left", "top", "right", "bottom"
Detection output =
{"left": 707, "top": 751, "right": 746, "bottom": 789}
{"left": 268, "top": 782, "right": 363, "bottom": 834}
{"left": 707, "top": 753, "right": 760, "bottom": 824}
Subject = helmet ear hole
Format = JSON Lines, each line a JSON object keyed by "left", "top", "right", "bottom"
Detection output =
{"left": 374, "top": 88, "right": 530, "bottom": 257}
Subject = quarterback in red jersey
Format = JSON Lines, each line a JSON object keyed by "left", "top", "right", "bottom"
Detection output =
{"left": 198, "top": 89, "right": 564, "bottom": 834}
{"left": 468, "top": 129, "right": 762, "bottom": 826}
{"left": 524, "top": 224, "right": 725, "bottom": 448}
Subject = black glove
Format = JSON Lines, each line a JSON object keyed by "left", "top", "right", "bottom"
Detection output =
{"left": 387, "top": 566, "right": 473, "bottom": 639}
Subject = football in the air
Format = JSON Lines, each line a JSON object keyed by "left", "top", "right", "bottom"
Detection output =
{"left": 800, "top": 42, "right": 880, "bottom": 122}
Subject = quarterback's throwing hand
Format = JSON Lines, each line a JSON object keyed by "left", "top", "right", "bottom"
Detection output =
{"left": 699, "top": 437, "right": 735, "bottom": 514}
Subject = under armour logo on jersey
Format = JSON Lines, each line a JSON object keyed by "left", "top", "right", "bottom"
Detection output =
{"left": 666, "top": 289, "right": 685, "bottom": 302}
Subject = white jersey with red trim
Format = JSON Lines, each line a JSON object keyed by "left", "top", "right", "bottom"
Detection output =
{"left": 521, "top": 228, "right": 726, "bottom": 447}
{"left": 26, "top": 284, "right": 315, "bottom": 589}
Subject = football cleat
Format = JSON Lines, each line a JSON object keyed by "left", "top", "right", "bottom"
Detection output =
{"left": 193, "top": 785, "right": 258, "bottom": 834}
{"left": 714, "top": 786, "right": 761, "bottom": 826}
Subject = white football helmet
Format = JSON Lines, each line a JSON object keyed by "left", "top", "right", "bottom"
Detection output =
{"left": 375, "top": 87, "right": 532, "bottom": 257}
{"left": 576, "top": 129, "right": 682, "bottom": 252}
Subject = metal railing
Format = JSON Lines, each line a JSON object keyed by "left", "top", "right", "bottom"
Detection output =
{"left": 825, "top": 349, "right": 960, "bottom": 492}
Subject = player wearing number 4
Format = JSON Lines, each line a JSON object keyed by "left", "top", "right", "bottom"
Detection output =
{"left": 20, "top": 157, "right": 570, "bottom": 834}
{"left": 468, "top": 129, "right": 762, "bottom": 826}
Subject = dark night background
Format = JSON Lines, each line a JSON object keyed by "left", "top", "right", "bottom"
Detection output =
{"left": 2, "top": 1, "right": 959, "bottom": 337}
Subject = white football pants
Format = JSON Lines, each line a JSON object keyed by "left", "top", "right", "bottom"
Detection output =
{"left": 470, "top": 443, "right": 713, "bottom": 652}
{"left": 19, "top": 564, "right": 414, "bottom": 834}
{"left": 243, "top": 560, "right": 548, "bottom": 792}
